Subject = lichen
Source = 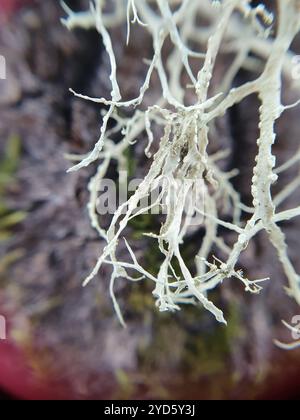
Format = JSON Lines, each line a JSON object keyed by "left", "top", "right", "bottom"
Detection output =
{"left": 62, "top": 0, "right": 300, "bottom": 335}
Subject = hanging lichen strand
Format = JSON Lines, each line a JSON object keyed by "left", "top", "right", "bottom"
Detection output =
{"left": 61, "top": 0, "right": 300, "bottom": 337}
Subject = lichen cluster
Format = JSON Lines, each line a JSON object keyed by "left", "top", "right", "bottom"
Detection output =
{"left": 62, "top": 0, "right": 300, "bottom": 345}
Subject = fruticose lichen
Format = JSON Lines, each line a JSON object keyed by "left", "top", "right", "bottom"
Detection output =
{"left": 61, "top": 0, "right": 300, "bottom": 343}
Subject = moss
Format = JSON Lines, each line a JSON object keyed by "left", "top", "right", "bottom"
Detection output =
{"left": 0, "top": 134, "right": 22, "bottom": 191}
{"left": 127, "top": 283, "right": 154, "bottom": 314}
{"left": 0, "top": 249, "right": 25, "bottom": 277}
{"left": 182, "top": 301, "right": 244, "bottom": 380}
{"left": 0, "top": 135, "right": 25, "bottom": 275}
{"left": 137, "top": 313, "right": 185, "bottom": 371}
{"left": 0, "top": 134, "right": 24, "bottom": 233}
{"left": 124, "top": 230, "right": 244, "bottom": 379}
{"left": 132, "top": 291, "right": 244, "bottom": 394}
{"left": 123, "top": 147, "right": 136, "bottom": 179}
{"left": 128, "top": 211, "right": 161, "bottom": 241}
{"left": 144, "top": 243, "right": 164, "bottom": 277}
{"left": 225, "top": 302, "right": 246, "bottom": 342}
{"left": 0, "top": 211, "right": 27, "bottom": 230}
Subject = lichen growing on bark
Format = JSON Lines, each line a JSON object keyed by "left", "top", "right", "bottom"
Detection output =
{"left": 62, "top": 0, "right": 300, "bottom": 338}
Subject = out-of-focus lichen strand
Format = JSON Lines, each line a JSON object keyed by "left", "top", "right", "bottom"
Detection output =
{"left": 61, "top": 0, "right": 300, "bottom": 335}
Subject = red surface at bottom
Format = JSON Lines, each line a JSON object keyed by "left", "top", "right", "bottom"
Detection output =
{"left": 0, "top": 339, "right": 71, "bottom": 400}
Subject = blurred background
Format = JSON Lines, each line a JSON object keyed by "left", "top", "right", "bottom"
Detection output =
{"left": 0, "top": 0, "right": 300, "bottom": 400}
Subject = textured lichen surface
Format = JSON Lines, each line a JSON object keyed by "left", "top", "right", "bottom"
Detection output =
{"left": 62, "top": 0, "right": 300, "bottom": 341}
